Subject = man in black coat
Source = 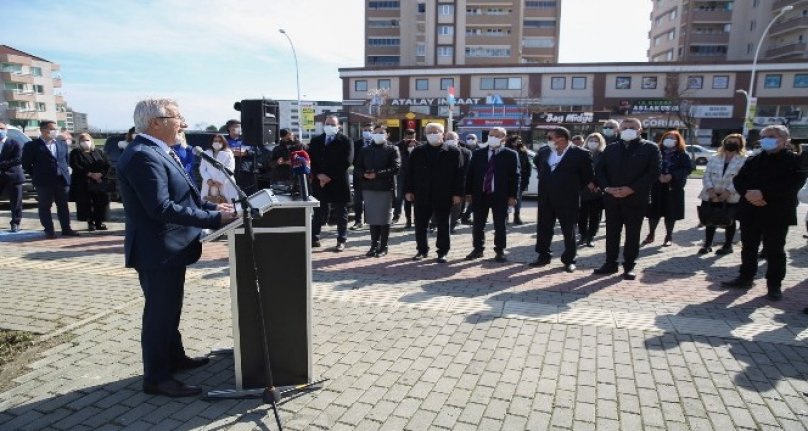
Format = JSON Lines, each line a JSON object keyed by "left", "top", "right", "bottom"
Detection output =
{"left": 21, "top": 120, "right": 79, "bottom": 238}
{"left": 309, "top": 115, "right": 354, "bottom": 252}
{"left": 446, "top": 130, "right": 472, "bottom": 234}
{"left": 593, "top": 118, "right": 660, "bottom": 280}
{"left": 722, "top": 125, "right": 807, "bottom": 300}
{"left": 0, "top": 122, "right": 25, "bottom": 232}
{"left": 351, "top": 124, "right": 373, "bottom": 230}
{"left": 464, "top": 127, "right": 520, "bottom": 262}
{"left": 394, "top": 129, "right": 418, "bottom": 227}
{"left": 530, "top": 126, "right": 595, "bottom": 272}
{"left": 269, "top": 128, "right": 304, "bottom": 186}
{"left": 404, "top": 122, "right": 464, "bottom": 262}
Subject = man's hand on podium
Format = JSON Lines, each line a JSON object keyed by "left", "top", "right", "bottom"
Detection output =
{"left": 217, "top": 203, "right": 235, "bottom": 213}
{"left": 219, "top": 208, "right": 238, "bottom": 224}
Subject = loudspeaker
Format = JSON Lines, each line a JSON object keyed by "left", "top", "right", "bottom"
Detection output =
{"left": 236, "top": 99, "right": 279, "bottom": 147}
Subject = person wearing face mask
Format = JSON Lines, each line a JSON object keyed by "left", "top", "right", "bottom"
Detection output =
{"left": 404, "top": 122, "right": 464, "bottom": 262}
{"left": 505, "top": 135, "right": 531, "bottom": 225}
{"left": 225, "top": 119, "right": 257, "bottom": 193}
{"left": 530, "top": 127, "right": 594, "bottom": 272}
{"left": 309, "top": 115, "right": 354, "bottom": 252}
{"left": 350, "top": 124, "right": 374, "bottom": 230}
{"left": 446, "top": 131, "right": 472, "bottom": 233}
{"left": 577, "top": 133, "right": 607, "bottom": 247}
{"left": 200, "top": 134, "right": 237, "bottom": 205}
{"left": 697, "top": 134, "right": 748, "bottom": 255}
{"left": 394, "top": 129, "right": 418, "bottom": 228}
{"left": 593, "top": 118, "right": 661, "bottom": 280}
{"left": 642, "top": 130, "right": 693, "bottom": 247}
{"left": 465, "top": 127, "right": 520, "bottom": 263}
{"left": 104, "top": 126, "right": 136, "bottom": 170}
{"left": 57, "top": 129, "right": 73, "bottom": 149}
{"left": 21, "top": 120, "right": 79, "bottom": 238}
{"left": 601, "top": 119, "right": 621, "bottom": 145}
{"left": 69, "top": 133, "right": 111, "bottom": 231}
{"left": 270, "top": 129, "right": 305, "bottom": 187}
{"left": 722, "top": 125, "right": 807, "bottom": 301}
{"left": 0, "top": 122, "right": 25, "bottom": 232}
{"left": 459, "top": 134, "right": 479, "bottom": 224}
{"left": 354, "top": 125, "right": 400, "bottom": 257}
{"left": 169, "top": 130, "right": 195, "bottom": 179}
{"left": 571, "top": 135, "right": 585, "bottom": 148}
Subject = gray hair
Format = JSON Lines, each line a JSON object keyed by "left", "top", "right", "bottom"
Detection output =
{"left": 424, "top": 122, "right": 444, "bottom": 133}
{"left": 761, "top": 124, "right": 790, "bottom": 140}
{"left": 133, "top": 98, "right": 176, "bottom": 133}
{"left": 490, "top": 126, "right": 507, "bottom": 136}
{"left": 603, "top": 119, "right": 621, "bottom": 129}
{"left": 445, "top": 131, "right": 459, "bottom": 140}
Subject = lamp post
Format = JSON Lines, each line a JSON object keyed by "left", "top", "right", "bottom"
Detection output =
{"left": 279, "top": 29, "right": 303, "bottom": 140}
{"left": 741, "top": 5, "right": 794, "bottom": 139}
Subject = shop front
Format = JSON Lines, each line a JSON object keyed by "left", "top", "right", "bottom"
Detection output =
{"left": 531, "top": 111, "right": 611, "bottom": 150}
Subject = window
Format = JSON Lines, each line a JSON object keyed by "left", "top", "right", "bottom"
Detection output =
{"left": 367, "top": 55, "right": 400, "bottom": 65}
{"left": 4, "top": 82, "right": 24, "bottom": 92}
{"left": 750, "top": 20, "right": 756, "bottom": 31}
{"left": 523, "top": 19, "right": 556, "bottom": 28}
{"left": 437, "top": 46, "right": 454, "bottom": 57}
{"left": 508, "top": 77, "right": 522, "bottom": 90}
{"left": 8, "top": 101, "right": 29, "bottom": 110}
{"left": 416, "top": 43, "right": 426, "bottom": 56}
{"left": 415, "top": 79, "right": 429, "bottom": 91}
{"left": 439, "top": 25, "right": 454, "bottom": 36}
{"left": 753, "top": 0, "right": 759, "bottom": 7}
{"left": 689, "top": 45, "right": 727, "bottom": 56}
{"left": 670, "top": 9, "right": 676, "bottom": 20}
{"left": 368, "top": 19, "right": 400, "bottom": 28}
{"left": 571, "top": 77, "right": 586, "bottom": 90}
{"left": 439, "top": 4, "right": 454, "bottom": 15}
{"left": 794, "top": 74, "right": 808, "bottom": 88}
{"left": 668, "top": 30, "right": 676, "bottom": 40}
{"left": 440, "top": 78, "right": 454, "bottom": 90}
{"left": 417, "top": 2, "right": 426, "bottom": 13}
{"left": 33, "top": 84, "right": 44, "bottom": 94}
{"left": 0, "top": 63, "right": 22, "bottom": 73}
{"left": 550, "top": 77, "right": 566, "bottom": 90}
{"left": 615, "top": 76, "right": 631, "bottom": 89}
{"left": 686, "top": 76, "right": 703, "bottom": 89}
{"left": 525, "top": 1, "right": 557, "bottom": 7}
{"left": 368, "top": 1, "right": 399, "bottom": 10}
{"left": 480, "top": 77, "right": 520, "bottom": 90}
{"left": 355, "top": 80, "right": 368, "bottom": 91}
{"left": 378, "top": 79, "right": 391, "bottom": 90}
{"left": 712, "top": 75, "right": 729, "bottom": 89}
{"left": 29, "top": 66, "right": 42, "bottom": 77}
{"left": 642, "top": 76, "right": 658, "bottom": 89}
{"left": 368, "top": 38, "right": 400, "bottom": 46}
{"left": 764, "top": 74, "right": 782, "bottom": 88}
{"left": 36, "top": 102, "right": 46, "bottom": 112}
{"left": 667, "top": 51, "right": 673, "bottom": 60}
{"left": 465, "top": 46, "right": 511, "bottom": 57}
{"left": 747, "top": 43, "right": 753, "bottom": 54}
{"left": 522, "top": 37, "right": 555, "bottom": 48}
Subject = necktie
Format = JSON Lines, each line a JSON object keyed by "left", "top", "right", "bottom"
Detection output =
{"left": 168, "top": 149, "right": 199, "bottom": 193}
{"left": 483, "top": 150, "right": 495, "bottom": 194}
{"left": 326, "top": 135, "right": 333, "bottom": 145}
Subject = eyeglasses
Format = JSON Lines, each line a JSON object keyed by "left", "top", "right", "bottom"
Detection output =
{"left": 158, "top": 115, "right": 185, "bottom": 123}
{"left": 760, "top": 135, "right": 777, "bottom": 139}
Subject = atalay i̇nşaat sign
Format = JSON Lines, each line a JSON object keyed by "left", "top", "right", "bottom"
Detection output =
{"left": 388, "top": 94, "right": 508, "bottom": 106}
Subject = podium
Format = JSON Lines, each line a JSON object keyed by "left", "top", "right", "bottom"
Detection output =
{"left": 203, "top": 189, "right": 319, "bottom": 389}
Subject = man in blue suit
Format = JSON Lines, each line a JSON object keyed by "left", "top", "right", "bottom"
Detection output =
{"left": 21, "top": 120, "right": 78, "bottom": 238}
{"left": 117, "top": 98, "right": 237, "bottom": 397}
{"left": 0, "top": 122, "right": 25, "bottom": 232}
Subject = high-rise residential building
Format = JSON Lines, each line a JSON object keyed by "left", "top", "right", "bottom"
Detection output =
{"left": 0, "top": 45, "right": 68, "bottom": 134}
{"left": 66, "top": 108, "right": 89, "bottom": 133}
{"left": 648, "top": 0, "right": 808, "bottom": 63}
{"left": 277, "top": 99, "right": 343, "bottom": 142}
{"left": 364, "top": 0, "right": 561, "bottom": 67}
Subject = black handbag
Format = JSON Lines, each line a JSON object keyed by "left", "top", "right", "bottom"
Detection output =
{"left": 87, "top": 178, "right": 115, "bottom": 193}
{"left": 697, "top": 202, "right": 735, "bottom": 227}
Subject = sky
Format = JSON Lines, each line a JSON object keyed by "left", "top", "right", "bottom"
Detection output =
{"left": 3, "top": 0, "right": 652, "bottom": 131}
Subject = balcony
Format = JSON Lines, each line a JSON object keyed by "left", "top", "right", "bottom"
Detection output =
{"left": 691, "top": 9, "right": 732, "bottom": 23}
{"left": 466, "top": 14, "right": 514, "bottom": 26}
{"left": 53, "top": 78, "right": 62, "bottom": 88}
{"left": 55, "top": 95, "right": 65, "bottom": 104}
{"left": 765, "top": 42, "right": 808, "bottom": 59}
{"left": 770, "top": 15, "right": 808, "bottom": 37}
{"left": 0, "top": 71, "right": 34, "bottom": 84}
{"left": 773, "top": 0, "right": 806, "bottom": 11}
{"left": 2, "top": 90, "right": 35, "bottom": 102}
{"left": 0, "top": 53, "right": 31, "bottom": 66}
{"left": 6, "top": 109, "right": 38, "bottom": 120}
{"left": 688, "top": 32, "right": 729, "bottom": 44}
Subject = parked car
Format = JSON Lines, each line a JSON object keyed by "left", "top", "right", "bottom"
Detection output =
{"left": 524, "top": 149, "right": 538, "bottom": 198}
{"left": 1, "top": 125, "right": 35, "bottom": 200}
{"left": 685, "top": 144, "right": 716, "bottom": 165}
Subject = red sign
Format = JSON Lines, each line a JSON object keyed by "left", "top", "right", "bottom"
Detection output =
{"left": 462, "top": 118, "right": 522, "bottom": 127}
{"left": 406, "top": 120, "right": 417, "bottom": 130}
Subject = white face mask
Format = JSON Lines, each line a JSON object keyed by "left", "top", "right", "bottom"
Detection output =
{"left": 620, "top": 129, "right": 638, "bottom": 141}
{"left": 212, "top": 142, "right": 223, "bottom": 151}
{"left": 602, "top": 128, "right": 615, "bottom": 138}
{"left": 233, "top": 127, "right": 242, "bottom": 136}
{"left": 323, "top": 125, "right": 338, "bottom": 136}
{"left": 587, "top": 141, "right": 599, "bottom": 151}
{"left": 372, "top": 133, "right": 386, "bottom": 144}
{"left": 45, "top": 130, "right": 58, "bottom": 140}
{"left": 662, "top": 138, "right": 676, "bottom": 148}
{"left": 65, "top": 139, "right": 72, "bottom": 146}
{"left": 466, "top": 139, "right": 476, "bottom": 145}
{"left": 444, "top": 139, "right": 457, "bottom": 146}
{"left": 118, "top": 140, "right": 128, "bottom": 150}
{"left": 487, "top": 137, "right": 502, "bottom": 148}
{"left": 426, "top": 133, "right": 442, "bottom": 146}
{"left": 362, "top": 131, "right": 372, "bottom": 140}
{"left": 79, "top": 141, "right": 91, "bottom": 150}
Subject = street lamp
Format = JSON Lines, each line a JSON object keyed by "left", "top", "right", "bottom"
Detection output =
{"left": 279, "top": 29, "right": 303, "bottom": 140}
{"left": 741, "top": 4, "right": 794, "bottom": 139}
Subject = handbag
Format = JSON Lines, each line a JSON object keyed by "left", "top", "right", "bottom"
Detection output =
{"left": 697, "top": 202, "right": 735, "bottom": 228}
{"left": 87, "top": 178, "right": 115, "bottom": 193}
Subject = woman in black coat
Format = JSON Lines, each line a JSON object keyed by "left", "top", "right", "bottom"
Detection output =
{"left": 643, "top": 130, "right": 693, "bottom": 246}
{"left": 505, "top": 135, "right": 531, "bottom": 225}
{"left": 69, "top": 133, "right": 111, "bottom": 231}
{"left": 578, "top": 132, "right": 606, "bottom": 247}
{"left": 355, "top": 125, "right": 400, "bottom": 257}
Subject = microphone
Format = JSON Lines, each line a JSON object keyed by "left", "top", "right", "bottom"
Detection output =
{"left": 193, "top": 146, "right": 234, "bottom": 176}
{"left": 290, "top": 149, "right": 311, "bottom": 201}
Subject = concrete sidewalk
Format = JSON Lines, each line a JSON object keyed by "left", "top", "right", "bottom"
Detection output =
{"left": 1, "top": 181, "right": 808, "bottom": 430}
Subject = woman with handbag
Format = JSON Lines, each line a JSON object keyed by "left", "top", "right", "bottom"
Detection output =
{"left": 355, "top": 124, "right": 400, "bottom": 257}
{"left": 697, "top": 134, "right": 747, "bottom": 254}
{"left": 199, "top": 134, "right": 237, "bottom": 204}
{"left": 69, "top": 133, "right": 111, "bottom": 231}
{"left": 643, "top": 130, "right": 693, "bottom": 247}
{"left": 578, "top": 132, "right": 606, "bottom": 247}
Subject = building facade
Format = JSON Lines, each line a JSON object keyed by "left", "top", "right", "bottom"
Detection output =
{"left": 66, "top": 109, "right": 89, "bottom": 133}
{"left": 340, "top": 61, "right": 808, "bottom": 145}
{"left": 277, "top": 99, "right": 342, "bottom": 142}
{"left": 0, "top": 45, "right": 67, "bottom": 135}
{"left": 365, "top": 0, "right": 561, "bottom": 68}
{"left": 648, "top": 0, "right": 808, "bottom": 63}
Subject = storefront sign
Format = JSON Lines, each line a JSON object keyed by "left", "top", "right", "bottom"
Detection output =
{"left": 462, "top": 118, "right": 523, "bottom": 127}
{"left": 389, "top": 96, "right": 513, "bottom": 106}
{"left": 532, "top": 111, "right": 610, "bottom": 124}
{"left": 631, "top": 99, "right": 680, "bottom": 114}
{"left": 384, "top": 119, "right": 400, "bottom": 128}
{"left": 690, "top": 105, "right": 733, "bottom": 119}
{"left": 642, "top": 117, "right": 686, "bottom": 128}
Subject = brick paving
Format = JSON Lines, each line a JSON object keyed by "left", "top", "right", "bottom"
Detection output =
{"left": 1, "top": 181, "right": 808, "bottom": 430}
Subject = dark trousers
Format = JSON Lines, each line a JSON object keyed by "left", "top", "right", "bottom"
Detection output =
{"left": 312, "top": 202, "right": 348, "bottom": 243}
{"left": 578, "top": 199, "right": 603, "bottom": 240}
{"left": 138, "top": 266, "right": 187, "bottom": 384}
{"left": 0, "top": 178, "right": 22, "bottom": 225}
{"left": 35, "top": 183, "right": 71, "bottom": 233}
{"left": 604, "top": 202, "right": 646, "bottom": 269}
{"left": 450, "top": 202, "right": 462, "bottom": 228}
{"left": 739, "top": 219, "right": 789, "bottom": 285}
{"left": 414, "top": 203, "right": 451, "bottom": 254}
{"left": 536, "top": 204, "right": 578, "bottom": 264}
{"left": 705, "top": 222, "right": 737, "bottom": 247}
{"left": 76, "top": 190, "right": 110, "bottom": 225}
{"left": 393, "top": 180, "right": 411, "bottom": 222}
{"left": 472, "top": 194, "right": 508, "bottom": 252}
{"left": 647, "top": 217, "right": 676, "bottom": 239}
{"left": 352, "top": 182, "right": 364, "bottom": 223}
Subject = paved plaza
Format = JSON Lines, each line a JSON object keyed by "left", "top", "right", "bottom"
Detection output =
{"left": 2, "top": 181, "right": 808, "bottom": 430}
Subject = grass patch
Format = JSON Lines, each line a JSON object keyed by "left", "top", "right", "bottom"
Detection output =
{"left": 0, "top": 330, "right": 36, "bottom": 370}
{"left": 689, "top": 169, "right": 704, "bottom": 179}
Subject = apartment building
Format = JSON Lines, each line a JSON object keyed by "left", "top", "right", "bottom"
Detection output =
{"left": 0, "top": 45, "right": 67, "bottom": 134}
{"left": 365, "top": 0, "right": 561, "bottom": 67}
{"left": 66, "top": 108, "right": 89, "bottom": 133}
{"left": 648, "top": 0, "right": 808, "bottom": 63}
{"left": 277, "top": 99, "right": 342, "bottom": 142}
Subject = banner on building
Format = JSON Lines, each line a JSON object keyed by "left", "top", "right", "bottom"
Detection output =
{"left": 301, "top": 105, "right": 315, "bottom": 131}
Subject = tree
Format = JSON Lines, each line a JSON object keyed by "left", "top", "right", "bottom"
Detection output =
{"left": 664, "top": 72, "right": 699, "bottom": 148}
{"left": 205, "top": 125, "right": 218, "bottom": 132}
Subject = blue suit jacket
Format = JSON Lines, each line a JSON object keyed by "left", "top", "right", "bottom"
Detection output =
{"left": 21, "top": 138, "right": 71, "bottom": 187}
{"left": 117, "top": 135, "right": 221, "bottom": 270}
{"left": 465, "top": 147, "right": 520, "bottom": 203}
{"left": 0, "top": 138, "right": 25, "bottom": 184}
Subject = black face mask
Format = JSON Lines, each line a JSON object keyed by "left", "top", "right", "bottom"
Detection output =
{"left": 723, "top": 143, "right": 739, "bottom": 152}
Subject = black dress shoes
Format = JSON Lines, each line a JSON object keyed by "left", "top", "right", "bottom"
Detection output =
{"left": 593, "top": 264, "right": 619, "bottom": 275}
{"left": 529, "top": 258, "right": 551, "bottom": 267}
{"left": 44, "top": 231, "right": 57, "bottom": 239}
{"left": 622, "top": 270, "right": 636, "bottom": 280}
{"left": 170, "top": 355, "right": 210, "bottom": 373}
{"left": 412, "top": 252, "right": 428, "bottom": 261}
{"left": 767, "top": 284, "right": 782, "bottom": 301}
{"left": 10, "top": 224, "right": 19, "bottom": 233}
{"left": 374, "top": 247, "right": 388, "bottom": 258}
{"left": 62, "top": 229, "right": 81, "bottom": 237}
{"left": 436, "top": 254, "right": 448, "bottom": 263}
{"left": 564, "top": 264, "right": 576, "bottom": 273}
{"left": 721, "top": 278, "right": 754, "bottom": 289}
{"left": 143, "top": 379, "right": 202, "bottom": 397}
{"left": 465, "top": 249, "right": 484, "bottom": 260}
{"left": 494, "top": 252, "right": 507, "bottom": 263}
